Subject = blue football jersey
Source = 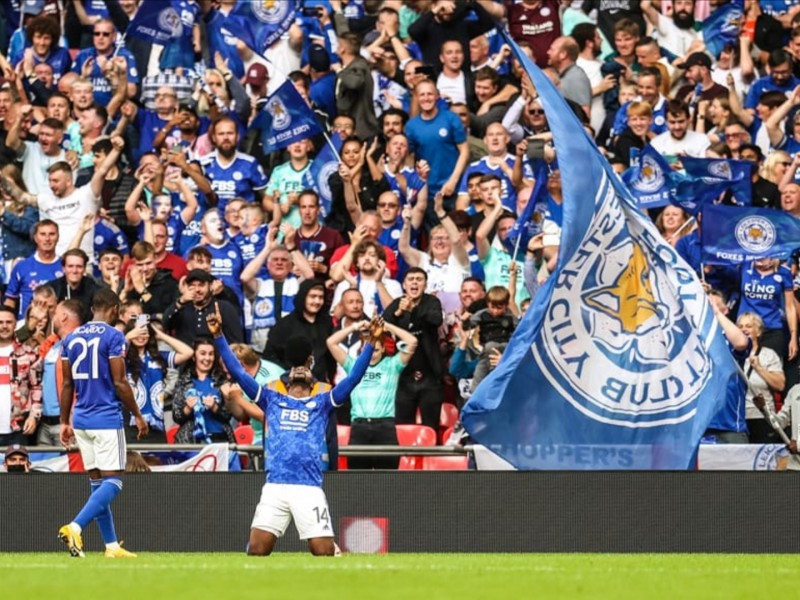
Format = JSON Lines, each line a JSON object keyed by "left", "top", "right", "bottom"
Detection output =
{"left": 200, "top": 152, "right": 268, "bottom": 213}
{"left": 204, "top": 240, "right": 244, "bottom": 305}
{"left": 6, "top": 255, "right": 63, "bottom": 319}
{"left": 256, "top": 386, "right": 337, "bottom": 487}
{"left": 129, "top": 350, "right": 175, "bottom": 431}
{"left": 63, "top": 322, "right": 128, "bottom": 430}
{"left": 233, "top": 224, "right": 269, "bottom": 279}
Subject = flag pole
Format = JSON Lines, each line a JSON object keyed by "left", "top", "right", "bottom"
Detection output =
{"left": 667, "top": 216, "right": 696, "bottom": 243}
{"left": 321, "top": 129, "right": 341, "bottom": 162}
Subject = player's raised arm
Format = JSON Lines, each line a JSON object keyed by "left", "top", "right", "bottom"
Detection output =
{"left": 207, "top": 303, "right": 262, "bottom": 400}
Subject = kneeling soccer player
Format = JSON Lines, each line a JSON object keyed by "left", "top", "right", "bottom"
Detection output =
{"left": 207, "top": 303, "right": 380, "bottom": 555}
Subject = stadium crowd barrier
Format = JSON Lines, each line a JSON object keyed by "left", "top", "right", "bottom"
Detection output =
{"left": 2, "top": 470, "right": 799, "bottom": 553}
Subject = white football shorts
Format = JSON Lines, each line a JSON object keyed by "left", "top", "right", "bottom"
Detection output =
{"left": 251, "top": 483, "right": 335, "bottom": 540}
{"left": 74, "top": 428, "right": 126, "bottom": 471}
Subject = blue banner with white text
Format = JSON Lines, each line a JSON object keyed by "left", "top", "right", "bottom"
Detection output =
{"left": 701, "top": 203, "right": 800, "bottom": 264}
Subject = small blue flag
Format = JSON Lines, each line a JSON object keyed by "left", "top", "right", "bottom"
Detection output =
{"left": 622, "top": 145, "right": 674, "bottom": 209}
{"left": 260, "top": 81, "right": 324, "bottom": 154}
{"left": 228, "top": 0, "right": 299, "bottom": 55}
{"left": 461, "top": 28, "right": 740, "bottom": 471}
{"left": 701, "top": 204, "right": 800, "bottom": 264}
{"left": 126, "top": 0, "right": 188, "bottom": 44}
{"left": 304, "top": 133, "right": 343, "bottom": 218}
{"left": 702, "top": 1, "right": 744, "bottom": 59}
{"left": 681, "top": 156, "right": 752, "bottom": 207}
{"left": 503, "top": 160, "right": 549, "bottom": 259}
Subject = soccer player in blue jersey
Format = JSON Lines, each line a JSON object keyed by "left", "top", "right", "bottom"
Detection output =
{"left": 206, "top": 304, "right": 381, "bottom": 556}
{"left": 58, "top": 288, "right": 149, "bottom": 558}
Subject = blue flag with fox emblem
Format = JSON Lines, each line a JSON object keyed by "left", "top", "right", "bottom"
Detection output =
{"left": 461, "top": 29, "right": 740, "bottom": 470}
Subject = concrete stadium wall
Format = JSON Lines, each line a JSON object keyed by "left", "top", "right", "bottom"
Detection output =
{"left": 2, "top": 472, "right": 798, "bottom": 553}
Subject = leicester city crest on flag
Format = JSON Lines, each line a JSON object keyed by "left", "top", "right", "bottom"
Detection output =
{"left": 461, "top": 28, "right": 740, "bottom": 470}
{"left": 734, "top": 216, "right": 776, "bottom": 254}
{"left": 157, "top": 6, "right": 183, "bottom": 37}
{"left": 266, "top": 96, "right": 292, "bottom": 131}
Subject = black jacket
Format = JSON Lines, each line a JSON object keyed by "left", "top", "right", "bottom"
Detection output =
{"left": 263, "top": 280, "right": 335, "bottom": 383}
{"left": 163, "top": 297, "right": 244, "bottom": 347}
{"left": 126, "top": 269, "right": 179, "bottom": 318}
{"left": 49, "top": 276, "right": 100, "bottom": 323}
{"left": 383, "top": 293, "right": 444, "bottom": 380}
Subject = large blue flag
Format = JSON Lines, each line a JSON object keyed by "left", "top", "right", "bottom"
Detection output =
{"left": 260, "top": 81, "right": 323, "bottom": 154}
{"left": 126, "top": 0, "right": 188, "bottom": 44}
{"left": 461, "top": 29, "right": 741, "bottom": 470}
{"left": 702, "top": 0, "right": 744, "bottom": 59}
{"left": 304, "top": 132, "right": 343, "bottom": 219}
{"left": 701, "top": 204, "right": 800, "bottom": 264}
{"left": 503, "top": 160, "right": 549, "bottom": 259}
{"left": 228, "top": 0, "right": 299, "bottom": 55}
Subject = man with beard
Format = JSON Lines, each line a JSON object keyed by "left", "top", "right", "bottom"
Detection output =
{"left": 199, "top": 116, "right": 269, "bottom": 214}
{"left": 650, "top": 99, "right": 710, "bottom": 158}
{"left": 163, "top": 268, "right": 243, "bottom": 346}
{"left": 195, "top": 208, "right": 245, "bottom": 308}
{"left": 744, "top": 50, "right": 800, "bottom": 114}
{"left": 264, "top": 280, "right": 335, "bottom": 385}
{"left": 331, "top": 240, "right": 402, "bottom": 320}
{"left": 642, "top": 0, "right": 702, "bottom": 58}
{"left": 153, "top": 104, "right": 211, "bottom": 159}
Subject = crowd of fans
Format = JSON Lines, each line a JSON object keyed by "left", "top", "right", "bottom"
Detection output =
{"left": 1, "top": 0, "right": 800, "bottom": 470}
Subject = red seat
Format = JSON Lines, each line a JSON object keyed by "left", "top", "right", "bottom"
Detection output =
{"left": 166, "top": 425, "right": 179, "bottom": 444}
{"left": 422, "top": 455, "right": 469, "bottom": 470}
{"left": 234, "top": 425, "right": 254, "bottom": 445}
{"left": 234, "top": 425, "right": 255, "bottom": 469}
{"left": 396, "top": 424, "right": 437, "bottom": 470}
{"left": 337, "top": 425, "right": 351, "bottom": 470}
{"left": 440, "top": 403, "right": 459, "bottom": 430}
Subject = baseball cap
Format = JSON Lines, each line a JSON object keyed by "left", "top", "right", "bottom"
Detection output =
{"left": 308, "top": 44, "right": 330, "bottom": 72}
{"left": 185, "top": 269, "right": 214, "bottom": 284}
{"left": 244, "top": 63, "right": 269, "bottom": 86}
{"left": 676, "top": 52, "right": 712, "bottom": 70}
{"left": 5, "top": 444, "right": 29, "bottom": 459}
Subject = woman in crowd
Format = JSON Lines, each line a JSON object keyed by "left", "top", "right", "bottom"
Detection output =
{"left": 172, "top": 337, "right": 242, "bottom": 444}
{"left": 654, "top": 205, "right": 692, "bottom": 247}
{"left": 326, "top": 319, "right": 418, "bottom": 470}
{"left": 737, "top": 312, "right": 785, "bottom": 444}
{"left": 124, "top": 318, "right": 194, "bottom": 442}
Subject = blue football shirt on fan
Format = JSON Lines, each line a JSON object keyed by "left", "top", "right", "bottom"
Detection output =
{"left": 199, "top": 152, "right": 268, "bottom": 214}
{"left": 62, "top": 322, "right": 127, "bottom": 430}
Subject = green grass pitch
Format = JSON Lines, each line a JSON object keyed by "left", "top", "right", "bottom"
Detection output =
{"left": 1, "top": 553, "right": 797, "bottom": 600}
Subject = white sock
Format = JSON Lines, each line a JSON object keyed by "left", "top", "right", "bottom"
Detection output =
{"left": 69, "top": 522, "right": 82, "bottom": 535}
{"left": 106, "top": 542, "right": 120, "bottom": 550}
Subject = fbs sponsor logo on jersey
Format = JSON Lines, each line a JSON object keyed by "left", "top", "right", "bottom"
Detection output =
{"left": 279, "top": 408, "right": 310, "bottom": 431}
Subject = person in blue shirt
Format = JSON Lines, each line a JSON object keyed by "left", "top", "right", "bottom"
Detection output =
{"left": 71, "top": 19, "right": 139, "bottom": 107}
{"left": 206, "top": 304, "right": 380, "bottom": 556}
{"left": 123, "top": 318, "right": 194, "bottom": 443}
{"left": 744, "top": 50, "right": 800, "bottom": 113}
{"left": 58, "top": 288, "right": 148, "bottom": 559}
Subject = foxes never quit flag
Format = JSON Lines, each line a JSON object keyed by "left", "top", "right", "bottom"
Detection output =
{"left": 126, "top": 0, "right": 189, "bottom": 44}
{"left": 259, "top": 80, "right": 323, "bottom": 154}
{"left": 460, "top": 29, "right": 740, "bottom": 470}
{"left": 701, "top": 204, "right": 800, "bottom": 264}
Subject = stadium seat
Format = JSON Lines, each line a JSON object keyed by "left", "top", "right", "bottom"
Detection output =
{"left": 421, "top": 455, "right": 469, "bottom": 470}
{"left": 337, "top": 425, "right": 351, "bottom": 470}
{"left": 440, "top": 403, "right": 459, "bottom": 430}
{"left": 396, "top": 424, "right": 437, "bottom": 470}
{"left": 166, "top": 425, "right": 179, "bottom": 445}
{"left": 234, "top": 425, "right": 254, "bottom": 445}
{"left": 234, "top": 425, "right": 254, "bottom": 469}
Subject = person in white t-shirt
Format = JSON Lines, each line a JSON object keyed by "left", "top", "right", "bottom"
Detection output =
{"left": 331, "top": 240, "right": 402, "bottom": 320}
{"left": 650, "top": 99, "right": 710, "bottom": 159}
{"left": 642, "top": 0, "right": 703, "bottom": 58}
{"left": 4, "top": 136, "right": 125, "bottom": 258}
